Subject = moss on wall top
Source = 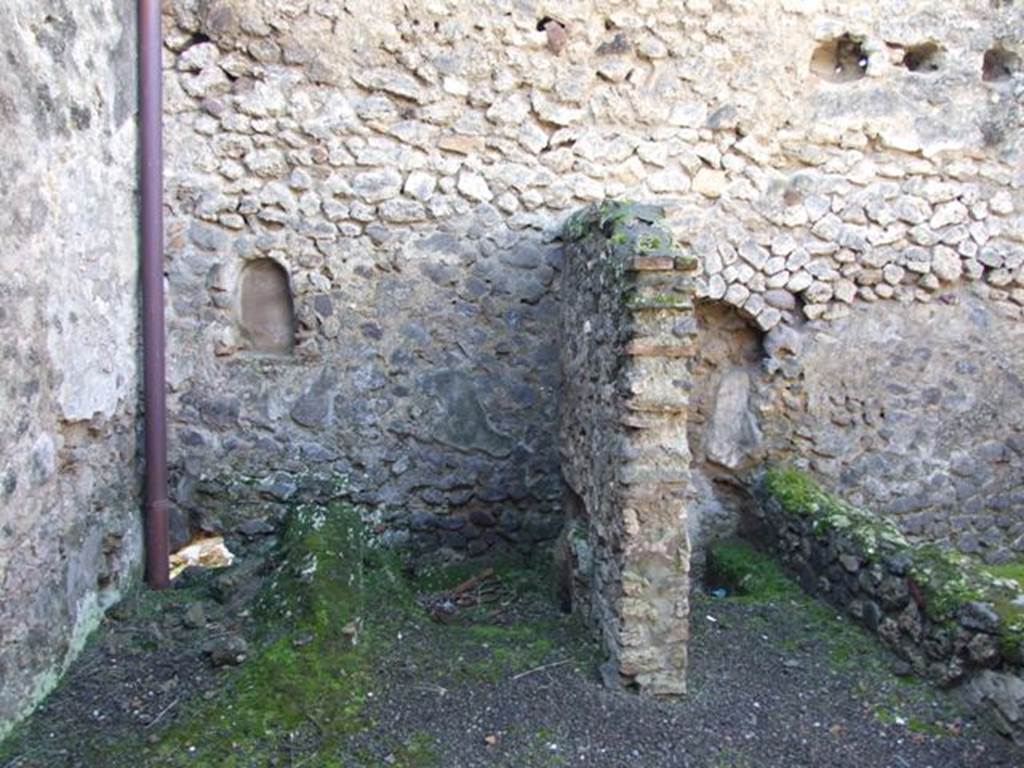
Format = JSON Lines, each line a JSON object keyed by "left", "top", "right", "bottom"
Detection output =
{"left": 561, "top": 200, "right": 678, "bottom": 261}
{"left": 560, "top": 201, "right": 686, "bottom": 310}
{"left": 562, "top": 200, "right": 665, "bottom": 243}
{"left": 763, "top": 466, "right": 910, "bottom": 558}
{"left": 762, "top": 466, "right": 1024, "bottom": 661}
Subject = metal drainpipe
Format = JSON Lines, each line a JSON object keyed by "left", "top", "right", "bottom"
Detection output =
{"left": 140, "top": 0, "right": 170, "bottom": 589}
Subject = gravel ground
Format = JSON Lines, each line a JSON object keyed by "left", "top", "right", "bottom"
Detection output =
{"left": 347, "top": 589, "right": 1021, "bottom": 768}
{"left": 2, "top": 560, "right": 1021, "bottom": 768}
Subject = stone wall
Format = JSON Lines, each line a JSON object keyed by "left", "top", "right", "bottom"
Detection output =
{"left": 559, "top": 202, "right": 694, "bottom": 695}
{"left": 162, "top": 0, "right": 571, "bottom": 551}
{"left": 688, "top": 292, "right": 1024, "bottom": 564}
{"left": 751, "top": 467, "right": 1024, "bottom": 744}
{"left": 160, "top": 0, "right": 1022, "bottom": 552}
{"left": 0, "top": 0, "right": 1019, "bottom": 738}
{"left": 0, "top": 1, "right": 141, "bottom": 739}
{"left": 757, "top": 296, "right": 1024, "bottom": 563}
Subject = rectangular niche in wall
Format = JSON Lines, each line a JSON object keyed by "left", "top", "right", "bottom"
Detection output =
{"left": 238, "top": 258, "right": 296, "bottom": 355}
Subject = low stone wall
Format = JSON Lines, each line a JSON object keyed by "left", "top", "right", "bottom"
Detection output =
{"left": 558, "top": 202, "right": 694, "bottom": 695}
{"left": 752, "top": 466, "right": 1024, "bottom": 743}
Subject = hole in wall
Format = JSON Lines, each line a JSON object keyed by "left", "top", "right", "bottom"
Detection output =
{"left": 181, "top": 32, "right": 212, "bottom": 52}
{"left": 688, "top": 302, "right": 766, "bottom": 467}
{"left": 983, "top": 46, "right": 1022, "bottom": 82}
{"left": 810, "top": 34, "right": 869, "bottom": 83}
{"left": 238, "top": 258, "right": 296, "bottom": 355}
{"left": 537, "top": 15, "right": 568, "bottom": 54}
{"left": 981, "top": 120, "right": 1007, "bottom": 146}
{"left": 902, "top": 42, "right": 945, "bottom": 73}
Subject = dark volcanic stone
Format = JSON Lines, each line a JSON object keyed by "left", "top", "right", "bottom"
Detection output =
{"left": 204, "top": 635, "right": 248, "bottom": 666}
{"left": 958, "top": 601, "right": 1001, "bottom": 633}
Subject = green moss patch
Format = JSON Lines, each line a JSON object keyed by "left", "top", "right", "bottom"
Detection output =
{"left": 706, "top": 539, "right": 891, "bottom": 672}
{"left": 763, "top": 466, "right": 909, "bottom": 558}
{"left": 127, "top": 534, "right": 592, "bottom": 767}
{"left": 762, "top": 465, "right": 1024, "bottom": 661}
{"left": 142, "top": 503, "right": 378, "bottom": 767}
{"left": 906, "top": 545, "right": 981, "bottom": 622}
{"left": 983, "top": 562, "right": 1024, "bottom": 662}
{"left": 0, "top": 508, "right": 599, "bottom": 768}
{"left": 707, "top": 538, "right": 801, "bottom": 601}
{"left": 987, "top": 562, "right": 1024, "bottom": 587}
{"left": 561, "top": 200, "right": 667, "bottom": 245}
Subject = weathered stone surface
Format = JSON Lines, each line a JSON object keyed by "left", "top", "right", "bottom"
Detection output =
{"left": 1, "top": 0, "right": 141, "bottom": 740}
{"left": 420, "top": 370, "right": 514, "bottom": 459}
{"left": 8, "top": 0, "right": 1024, "bottom": 744}
{"left": 692, "top": 169, "right": 727, "bottom": 198}
{"left": 968, "top": 671, "right": 1024, "bottom": 744}
{"left": 457, "top": 171, "right": 493, "bottom": 202}
{"left": 352, "top": 168, "right": 403, "bottom": 203}
{"left": 705, "top": 370, "right": 762, "bottom": 470}
{"left": 559, "top": 203, "right": 692, "bottom": 697}
{"left": 154, "top": 0, "right": 1024, "bottom": 587}
{"left": 776, "top": 297, "right": 1024, "bottom": 559}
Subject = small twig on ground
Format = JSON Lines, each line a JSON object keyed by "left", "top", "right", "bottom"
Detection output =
{"left": 452, "top": 568, "right": 495, "bottom": 596}
{"left": 65, "top": 659, "right": 104, "bottom": 683}
{"left": 510, "top": 659, "right": 571, "bottom": 682}
{"left": 303, "top": 710, "right": 325, "bottom": 737}
{"left": 413, "top": 683, "right": 449, "bottom": 696}
{"left": 145, "top": 696, "right": 180, "bottom": 730}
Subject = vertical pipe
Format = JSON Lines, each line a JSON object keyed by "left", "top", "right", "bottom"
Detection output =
{"left": 140, "top": 0, "right": 169, "bottom": 589}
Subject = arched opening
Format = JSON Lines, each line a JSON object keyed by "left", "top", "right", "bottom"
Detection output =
{"left": 238, "top": 259, "right": 296, "bottom": 355}
{"left": 687, "top": 301, "right": 767, "bottom": 572}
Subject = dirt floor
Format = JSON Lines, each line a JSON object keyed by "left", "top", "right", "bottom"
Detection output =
{"left": 1, "top": 531, "right": 1022, "bottom": 768}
